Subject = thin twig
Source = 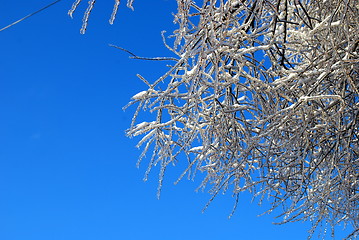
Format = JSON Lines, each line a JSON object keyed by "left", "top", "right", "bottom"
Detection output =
{"left": 109, "top": 44, "right": 178, "bottom": 61}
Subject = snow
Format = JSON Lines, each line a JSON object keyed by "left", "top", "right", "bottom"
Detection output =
{"left": 236, "top": 45, "right": 270, "bottom": 55}
{"left": 287, "top": 73, "right": 297, "bottom": 80}
{"left": 232, "top": 104, "right": 248, "bottom": 110}
{"left": 131, "top": 91, "right": 148, "bottom": 100}
{"left": 317, "top": 72, "right": 327, "bottom": 81}
{"left": 237, "top": 96, "right": 246, "bottom": 102}
{"left": 135, "top": 121, "right": 150, "bottom": 129}
{"left": 230, "top": 1, "right": 240, "bottom": 8}
{"left": 189, "top": 146, "right": 203, "bottom": 152}
{"left": 136, "top": 130, "right": 156, "bottom": 148}
{"left": 131, "top": 89, "right": 158, "bottom": 100}
{"left": 186, "top": 65, "right": 198, "bottom": 76}
{"left": 330, "top": 21, "right": 341, "bottom": 27}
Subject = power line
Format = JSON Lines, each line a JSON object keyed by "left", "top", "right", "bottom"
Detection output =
{"left": 0, "top": 0, "right": 63, "bottom": 32}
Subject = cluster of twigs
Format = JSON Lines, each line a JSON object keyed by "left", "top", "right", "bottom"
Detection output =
{"left": 68, "top": 0, "right": 133, "bottom": 34}
{"left": 71, "top": 0, "right": 359, "bottom": 238}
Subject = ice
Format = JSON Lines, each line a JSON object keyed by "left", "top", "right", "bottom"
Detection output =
{"left": 189, "top": 146, "right": 203, "bottom": 152}
{"left": 131, "top": 91, "right": 148, "bottom": 100}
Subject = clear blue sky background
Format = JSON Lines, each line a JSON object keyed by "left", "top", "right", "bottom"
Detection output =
{"left": 0, "top": 1, "right": 351, "bottom": 240}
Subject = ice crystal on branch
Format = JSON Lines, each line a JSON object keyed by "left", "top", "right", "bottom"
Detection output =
{"left": 71, "top": 0, "right": 359, "bottom": 238}
{"left": 68, "top": 0, "right": 135, "bottom": 34}
{"left": 125, "top": 0, "right": 359, "bottom": 238}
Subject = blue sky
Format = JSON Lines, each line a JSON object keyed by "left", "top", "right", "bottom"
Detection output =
{"left": 0, "top": 1, "right": 351, "bottom": 240}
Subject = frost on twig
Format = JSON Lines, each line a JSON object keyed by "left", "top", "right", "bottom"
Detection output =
{"left": 125, "top": 0, "right": 359, "bottom": 239}
{"left": 69, "top": 0, "right": 135, "bottom": 34}
{"left": 109, "top": 44, "right": 179, "bottom": 61}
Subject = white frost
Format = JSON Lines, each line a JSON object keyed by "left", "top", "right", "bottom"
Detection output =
{"left": 131, "top": 91, "right": 148, "bottom": 100}
{"left": 186, "top": 65, "right": 198, "bottom": 76}
{"left": 189, "top": 146, "right": 203, "bottom": 152}
{"left": 237, "top": 96, "right": 246, "bottom": 102}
